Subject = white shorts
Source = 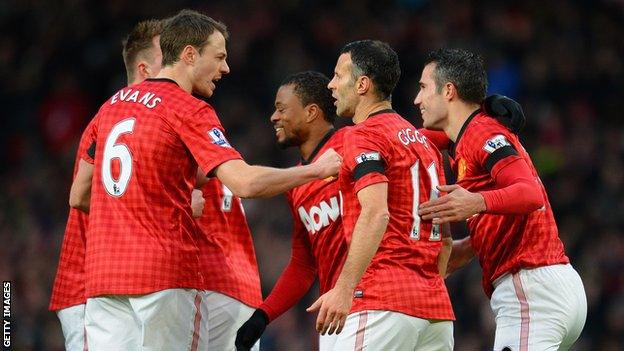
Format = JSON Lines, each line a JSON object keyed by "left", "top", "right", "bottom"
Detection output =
{"left": 319, "top": 310, "right": 453, "bottom": 351}
{"left": 85, "top": 288, "right": 208, "bottom": 351}
{"left": 56, "top": 304, "right": 86, "bottom": 351}
{"left": 203, "top": 290, "right": 259, "bottom": 351}
{"left": 491, "top": 264, "right": 587, "bottom": 351}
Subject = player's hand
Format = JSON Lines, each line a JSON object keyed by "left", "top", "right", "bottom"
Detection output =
{"left": 235, "top": 309, "right": 269, "bottom": 351}
{"left": 191, "top": 189, "right": 205, "bottom": 218}
{"left": 312, "top": 148, "right": 342, "bottom": 179}
{"left": 483, "top": 94, "right": 526, "bottom": 134}
{"left": 306, "top": 284, "right": 352, "bottom": 335}
{"left": 418, "top": 184, "right": 486, "bottom": 224}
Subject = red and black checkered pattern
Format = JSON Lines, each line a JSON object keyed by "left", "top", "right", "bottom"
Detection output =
{"left": 450, "top": 111, "right": 569, "bottom": 297}
{"left": 339, "top": 111, "right": 455, "bottom": 321}
{"left": 49, "top": 119, "right": 96, "bottom": 311}
{"left": 84, "top": 79, "right": 241, "bottom": 297}
{"left": 196, "top": 178, "right": 262, "bottom": 308}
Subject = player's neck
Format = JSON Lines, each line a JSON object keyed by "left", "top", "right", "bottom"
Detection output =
{"left": 447, "top": 102, "right": 481, "bottom": 142}
{"left": 352, "top": 100, "right": 392, "bottom": 124}
{"left": 155, "top": 66, "right": 192, "bottom": 94}
{"left": 299, "top": 124, "right": 334, "bottom": 161}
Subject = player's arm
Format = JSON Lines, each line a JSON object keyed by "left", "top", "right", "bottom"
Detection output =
{"left": 236, "top": 221, "right": 317, "bottom": 349}
{"left": 69, "top": 159, "right": 94, "bottom": 213}
{"left": 446, "top": 237, "right": 475, "bottom": 276}
{"left": 419, "top": 157, "right": 543, "bottom": 224}
{"left": 437, "top": 223, "right": 452, "bottom": 277}
{"left": 213, "top": 149, "right": 341, "bottom": 199}
{"left": 419, "top": 130, "right": 543, "bottom": 224}
{"left": 307, "top": 182, "right": 389, "bottom": 335}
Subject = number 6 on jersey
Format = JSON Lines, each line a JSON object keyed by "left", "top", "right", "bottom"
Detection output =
{"left": 102, "top": 118, "right": 135, "bottom": 197}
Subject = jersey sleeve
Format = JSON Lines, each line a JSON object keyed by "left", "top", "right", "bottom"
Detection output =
{"left": 176, "top": 104, "right": 242, "bottom": 175}
{"left": 342, "top": 127, "right": 389, "bottom": 194}
{"left": 463, "top": 123, "right": 521, "bottom": 178}
{"left": 79, "top": 116, "right": 98, "bottom": 164}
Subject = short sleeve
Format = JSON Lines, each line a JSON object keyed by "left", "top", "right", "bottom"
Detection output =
{"left": 176, "top": 104, "right": 242, "bottom": 175}
{"left": 79, "top": 116, "right": 98, "bottom": 164}
{"left": 342, "top": 128, "right": 389, "bottom": 194}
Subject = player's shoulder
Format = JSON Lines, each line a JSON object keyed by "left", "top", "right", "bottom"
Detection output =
{"left": 465, "top": 111, "right": 511, "bottom": 137}
{"left": 328, "top": 127, "right": 350, "bottom": 146}
{"left": 460, "top": 111, "right": 518, "bottom": 157}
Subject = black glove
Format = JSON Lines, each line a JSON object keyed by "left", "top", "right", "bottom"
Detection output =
{"left": 483, "top": 94, "right": 526, "bottom": 134}
{"left": 235, "top": 309, "right": 269, "bottom": 351}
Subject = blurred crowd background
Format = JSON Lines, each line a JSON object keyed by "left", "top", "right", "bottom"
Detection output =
{"left": 1, "top": 0, "right": 623, "bottom": 350}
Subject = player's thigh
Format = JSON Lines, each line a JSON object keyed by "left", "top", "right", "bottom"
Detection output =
{"left": 528, "top": 264, "right": 587, "bottom": 351}
{"left": 129, "top": 288, "right": 205, "bottom": 351}
{"left": 329, "top": 310, "right": 425, "bottom": 351}
{"left": 491, "top": 265, "right": 587, "bottom": 351}
{"left": 415, "top": 320, "right": 454, "bottom": 351}
{"left": 56, "top": 304, "right": 86, "bottom": 351}
{"left": 85, "top": 296, "right": 140, "bottom": 351}
{"left": 203, "top": 290, "right": 259, "bottom": 351}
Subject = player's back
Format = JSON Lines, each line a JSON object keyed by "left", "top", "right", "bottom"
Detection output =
{"left": 196, "top": 178, "right": 262, "bottom": 308}
{"left": 340, "top": 110, "right": 454, "bottom": 321}
{"left": 86, "top": 79, "right": 231, "bottom": 297}
{"left": 451, "top": 111, "right": 569, "bottom": 296}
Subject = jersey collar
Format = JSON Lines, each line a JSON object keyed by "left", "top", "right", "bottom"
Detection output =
{"left": 145, "top": 78, "right": 179, "bottom": 86}
{"left": 450, "top": 108, "right": 481, "bottom": 157}
{"left": 301, "top": 129, "right": 335, "bottom": 165}
{"left": 368, "top": 108, "right": 396, "bottom": 118}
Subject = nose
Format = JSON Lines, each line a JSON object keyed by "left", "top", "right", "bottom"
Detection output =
{"left": 414, "top": 91, "right": 422, "bottom": 106}
{"left": 270, "top": 110, "right": 279, "bottom": 123}
{"left": 327, "top": 77, "right": 336, "bottom": 91}
{"left": 221, "top": 60, "right": 230, "bottom": 75}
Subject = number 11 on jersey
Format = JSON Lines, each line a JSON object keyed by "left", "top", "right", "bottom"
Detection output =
{"left": 410, "top": 160, "right": 441, "bottom": 241}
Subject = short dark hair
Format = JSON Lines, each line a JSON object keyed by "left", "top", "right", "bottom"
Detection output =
{"left": 339, "top": 40, "right": 400, "bottom": 101}
{"left": 160, "top": 9, "right": 228, "bottom": 66}
{"left": 280, "top": 71, "right": 336, "bottom": 124}
{"left": 122, "top": 19, "right": 163, "bottom": 83}
{"left": 425, "top": 48, "right": 487, "bottom": 104}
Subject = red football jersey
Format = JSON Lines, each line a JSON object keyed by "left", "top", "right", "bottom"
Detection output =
{"left": 196, "top": 178, "right": 262, "bottom": 308}
{"left": 287, "top": 129, "right": 349, "bottom": 295}
{"left": 84, "top": 79, "right": 241, "bottom": 297}
{"left": 49, "top": 120, "right": 96, "bottom": 311}
{"left": 450, "top": 110, "right": 569, "bottom": 297}
{"left": 340, "top": 110, "right": 454, "bottom": 321}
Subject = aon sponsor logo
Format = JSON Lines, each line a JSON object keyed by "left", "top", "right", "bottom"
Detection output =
{"left": 298, "top": 195, "right": 342, "bottom": 234}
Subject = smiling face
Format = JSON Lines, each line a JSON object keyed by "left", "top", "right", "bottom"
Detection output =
{"left": 327, "top": 53, "right": 359, "bottom": 118}
{"left": 414, "top": 62, "right": 449, "bottom": 130}
{"left": 191, "top": 31, "right": 230, "bottom": 97}
{"left": 270, "top": 84, "right": 308, "bottom": 148}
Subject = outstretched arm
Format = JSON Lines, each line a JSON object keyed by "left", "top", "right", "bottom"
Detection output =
{"left": 419, "top": 157, "right": 543, "bottom": 224}
{"left": 214, "top": 149, "right": 341, "bottom": 199}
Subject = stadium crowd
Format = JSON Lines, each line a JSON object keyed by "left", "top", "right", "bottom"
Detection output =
{"left": 0, "top": 0, "right": 622, "bottom": 350}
